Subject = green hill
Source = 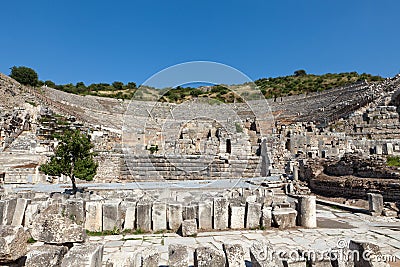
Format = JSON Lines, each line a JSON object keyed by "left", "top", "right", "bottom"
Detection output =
{"left": 34, "top": 71, "right": 385, "bottom": 103}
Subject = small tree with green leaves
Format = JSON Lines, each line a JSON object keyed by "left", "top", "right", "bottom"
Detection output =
{"left": 294, "top": 69, "right": 307, "bottom": 77}
{"left": 10, "top": 66, "right": 39, "bottom": 86}
{"left": 40, "top": 130, "right": 98, "bottom": 193}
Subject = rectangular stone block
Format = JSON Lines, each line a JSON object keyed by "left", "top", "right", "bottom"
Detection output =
{"left": 246, "top": 202, "right": 262, "bottom": 229}
{"left": 195, "top": 246, "right": 226, "bottom": 267}
{"left": 229, "top": 205, "right": 245, "bottom": 229}
{"left": 4, "top": 199, "right": 17, "bottom": 225}
{"left": 102, "top": 201, "right": 122, "bottom": 231}
{"left": 368, "top": 193, "right": 384, "bottom": 216}
{"left": 65, "top": 199, "right": 85, "bottom": 225}
{"left": 0, "top": 225, "right": 30, "bottom": 263}
{"left": 0, "top": 201, "right": 4, "bottom": 226}
{"left": 198, "top": 201, "right": 213, "bottom": 230}
{"left": 61, "top": 243, "right": 104, "bottom": 267}
{"left": 169, "top": 244, "right": 189, "bottom": 267}
{"left": 134, "top": 247, "right": 160, "bottom": 267}
{"left": 384, "top": 143, "right": 394, "bottom": 155}
{"left": 375, "top": 145, "right": 383, "bottom": 155}
{"left": 213, "top": 197, "right": 229, "bottom": 230}
{"left": 11, "top": 198, "right": 28, "bottom": 226}
{"left": 136, "top": 202, "right": 152, "bottom": 232}
{"left": 24, "top": 203, "right": 39, "bottom": 227}
{"left": 25, "top": 244, "right": 68, "bottom": 267}
{"left": 152, "top": 202, "right": 167, "bottom": 232}
{"left": 272, "top": 208, "right": 297, "bottom": 229}
{"left": 105, "top": 251, "right": 135, "bottom": 267}
{"left": 181, "top": 219, "right": 197, "bottom": 237}
{"left": 85, "top": 201, "right": 103, "bottom": 232}
{"left": 123, "top": 202, "right": 136, "bottom": 230}
{"left": 223, "top": 243, "right": 245, "bottom": 267}
{"left": 168, "top": 203, "right": 183, "bottom": 231}
{"left": 261, "top": 207, "right": 272, "bottom": 228}
{"left": 183, "top": 204, "right": 198, "bottom": 220}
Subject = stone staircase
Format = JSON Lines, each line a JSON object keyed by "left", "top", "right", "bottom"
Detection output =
{"left": 95, "top": 153, "right": 263, "bottom": 182}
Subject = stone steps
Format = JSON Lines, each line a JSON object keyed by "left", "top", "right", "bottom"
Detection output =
{"left": 95, "top": 153, "right": 264, "bottom": 182}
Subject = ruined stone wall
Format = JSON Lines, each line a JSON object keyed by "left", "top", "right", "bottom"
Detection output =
{"left": 309, "top": 174, "right": 400, "bottom": 201}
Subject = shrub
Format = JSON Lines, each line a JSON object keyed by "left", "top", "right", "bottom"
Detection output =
{"left": 10, "top": 66, "right": 39, "bottom": 86}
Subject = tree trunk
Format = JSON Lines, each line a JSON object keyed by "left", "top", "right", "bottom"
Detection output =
{"left": 71, "top": 175, "right": 77, "bottom": 194}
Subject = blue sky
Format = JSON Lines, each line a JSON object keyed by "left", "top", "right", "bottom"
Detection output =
{"left": 1, "top": 0, "right": 399, "bottom": 87}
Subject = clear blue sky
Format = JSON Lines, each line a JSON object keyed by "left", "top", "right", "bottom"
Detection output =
{"left": 1, "top": 0, "right": 399, "bottom": 86}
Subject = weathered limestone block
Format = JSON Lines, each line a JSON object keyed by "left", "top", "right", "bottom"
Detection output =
{"left": 293, "top": 166, "right": 299, "bottom": 181}
{"left": 134, "top": 247, "right": 160, "bottom": 267}
{"left": 384, "top": 143, "right": 394, "bottom": 155}
{"left": 0, "top": 201, "right": 4, "bottom": 225}
{"left": 375, "top": 145, "right": 383, "bottom": 155}
{"left": 229, "top": 205, "right": 245, "bottom": 229}
{"left": 0, "top": 226, "right": 30, "bottom": 263}
{"left": 136, "top": 202, "right": 152, "bottom": 232}
{"left": 273, "top": 194, "right": 288, "bottom": 204}
{"left": 105, "top": 251, "right": 135, "bottom": 267}
{"left": 261, "top": 207, "right": 272, "bottom": 228}
{"left": 297, "top": 196, "right": 317, "bottom": 228}
{"left": 25, "top": 244, "right": 68, "bottom": 267}
{"left": 61, "top": 243, "right": 104, "bottom": 267}
{"left": 102, "top": 201, "right": 122, "bottom": 231}
{"left": 123, "top": 202, "right": 136, "bottom": 230}
{"left": 183, "top": 204, "right": 198, "bottom": 220}
{"left": 198, "top": 200, "right": 213, "bottom": 230}
{"left": 194, "top": 246, "right": 226, "bottom": 267}
{"left": 272, "top": 208, "right": 297, "bottom": 229}
{"left": 223, "top": 243, "right": 245, "bottom": 267}
{"left": 168, "top": 203, "right": 183, "bottom": 231}
{"left": 11, "top": 198, "right": 28, "bottom": 226}
{"left": 250, "top": 240, "right": 284, "bottom": 267}
{"left": 24, "top": 203, "right": 39, "bottom": 227}
{"left": 2, "top": 198, "right": 17, "bottom": 225}
{"left": 65, "top": 199, "right": 85, "bottom": 225}
{"left": 181, "top": 219, "right": 197, "bottom": 237}
{"left": 85, "top": 201, "right": 103, "bottom": 232}
{"left": 168, "top": 244, "right": 189, "bottom": 267}
{"left": 349, "top": 240, "right": 390, "bottom": 267}
{"left": 152, "top": 202, "right": 167, "bottom": 231}
{"left": 368, "top": 193, "right": 384, "bottom": 216}
{"left": 285, "top": 182, "right": 294, "bottom": 194}
{"left": 246, "top": 201, "right": 262, "bottom": 229}
{"left": 213, "top": 197, "right": 229, "bottom": 230}
{"left": 31, "top": 204, "right": 86, "bottom": 244}
{"left": 246, "top": 195, "right": 258, "bottom": 203}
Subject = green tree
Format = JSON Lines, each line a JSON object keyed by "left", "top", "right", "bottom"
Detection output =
{"left": 40, "top": 130, "right": 98, "bottom": 193}
{"left": 190, "top": 89, "right": 203, "bottom": 97}
{"left": 10, "top": 66, "right": 39, "bottom": 86}
{"left": 44, "top": 80, "right": 56, "bottom": 88}
{"left": 112, "top": 81, "right": 124, "bottom": 90}
{"left": 294, "top": 69, "right": 307, "bottom": 77}
{"left": 125, "top": 82, "right": 137, "bottom": 89}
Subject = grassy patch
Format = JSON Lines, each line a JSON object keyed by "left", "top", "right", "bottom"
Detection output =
{"left": 27, "top": 237, "right": 37, "bottom": 243}
{"left": 387, "top": 156, "right": 400, "bottom": 167}
{"left": 86, "top": 226, "right": 121, "bottom": 236}
{"left": 121, "top": 228, "right": 146, "bottom": 235}
{"left": 25, "top": 100, "right": 37, "bottom": 107}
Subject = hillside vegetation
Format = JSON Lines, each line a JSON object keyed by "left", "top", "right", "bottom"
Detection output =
{"left": 8, "top": 67, "right": 384, "bottom": 103}
{"left": 255, "top": 71, "right": 383, "bottom": 99}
